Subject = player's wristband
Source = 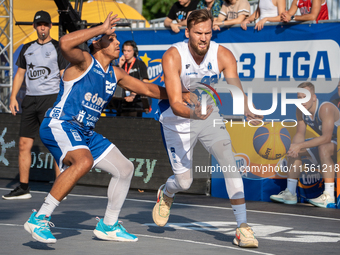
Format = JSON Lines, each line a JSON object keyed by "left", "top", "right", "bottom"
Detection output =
{"left": 291, "top": 15, "right": 295, "bottom": 20}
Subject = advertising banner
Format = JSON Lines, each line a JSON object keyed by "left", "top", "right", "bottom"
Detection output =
{"left": 116, "top": 22, "right": 340, "bottom": 120}
{"left": 0, "top": 115, "right": 210, "bottom": 194}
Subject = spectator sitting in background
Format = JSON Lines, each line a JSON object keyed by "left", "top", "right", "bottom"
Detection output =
{"left": 281, "top": 0, "right": 328, "bottom": 23}
{"left": 164, "top": 0, "right": 199, "bottom": 33}
{"left": 197, "top": 0, "right": 223, "bottom": 18}
{"left": 213, "top": 0, "right": 250, "bottom": 30}
{"left": 241, "top": 0, "right": 286, "bottom": 31}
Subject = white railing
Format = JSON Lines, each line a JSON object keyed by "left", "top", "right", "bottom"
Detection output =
{"left": 148, "top": 17, "right": 166, "bottom": 28}
{"left": 115, "top": 19, "right": 147, "bottom": 29}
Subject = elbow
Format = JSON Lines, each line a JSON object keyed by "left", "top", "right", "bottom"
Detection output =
{"left": 311, "top": 15, "right": 318, "bottom": 21}
{"left": 319, "top": 134, "right": 333, "bottom": 145}
{"left": 304, "top": 14, "right": 318, "bottom": 21}
{"left": 59, "top": 36, "right": 68, "bottom": 52}
{"left": 173, "top": 111, "right": 182, "bottom": 118}
{"left": 171, "top": 107, "right": 182, "bottom": 117}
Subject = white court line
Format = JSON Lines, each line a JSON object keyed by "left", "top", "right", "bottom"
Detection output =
{"left": 0, "top": 223, "right": 273, "bottom": 255}
{"left": 1, "top": 188, "right": 339, "bottom": 222}
{"left": 126, "top": 198, "right": 340, "bottom": 222}
{"left": 136, "top": 234, "right": 273, "bottom": 255}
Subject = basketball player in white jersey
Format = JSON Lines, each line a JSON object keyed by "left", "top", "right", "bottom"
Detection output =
{"left": 152, "top": 9, "right": 261, "bottom": 248}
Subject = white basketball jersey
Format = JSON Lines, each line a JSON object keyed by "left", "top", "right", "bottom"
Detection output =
{"left": 158, "top": 39, "right": 220, "bottom": 125}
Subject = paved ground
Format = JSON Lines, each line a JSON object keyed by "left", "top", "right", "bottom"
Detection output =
{"left": 0, "top": 178, "right": 339, "bottom": 255}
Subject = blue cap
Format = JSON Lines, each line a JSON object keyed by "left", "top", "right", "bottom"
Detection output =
{"left": 87, "top": 34, "right": 105, "bottom": 48}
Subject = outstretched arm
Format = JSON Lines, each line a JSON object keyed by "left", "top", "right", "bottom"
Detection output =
{"left": 115, "top": 67, "right": 167, "bottom": 99}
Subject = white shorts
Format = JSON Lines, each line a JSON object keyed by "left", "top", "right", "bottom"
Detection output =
{"left": 161, "top": 111, "right": 230, "bottom": 174}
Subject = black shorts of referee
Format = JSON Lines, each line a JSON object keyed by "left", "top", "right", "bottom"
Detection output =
{"left": 19, "top": 94, "right": 58, "bottom": 138}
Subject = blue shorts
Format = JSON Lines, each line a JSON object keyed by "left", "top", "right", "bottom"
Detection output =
{"left": 40, "top": 118, "right": 113, "bottom": 171}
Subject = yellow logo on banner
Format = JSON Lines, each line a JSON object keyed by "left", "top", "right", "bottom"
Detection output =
{"left": 140, "top": 53, "right": 163, "bottom": 83}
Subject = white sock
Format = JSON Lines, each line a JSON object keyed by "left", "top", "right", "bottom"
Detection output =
{"left": 37, "top": 193, "right": 60, "bottom": 217}
{"left": 287, "top": 178, "right": 298, "bottom": 195}
{"left": 103, "top": 208, "right": 120, "bottom": 225}
{"left": 231, "top": 204, "right": 247, "bottom": 227}
{"left": 163, "top": 186, "right": 175, "bottom": 198}
{"left": 324, "top": 183, "right": 335, "bottom": 198}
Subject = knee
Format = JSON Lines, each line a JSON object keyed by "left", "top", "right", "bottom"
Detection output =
{"left": 318, "top": 143, "right": 334, "bottom": 159}
{"left": 121, "top": 160, "right": 134, "bottom": 180}
{"left": 18, "top": 138, "right": 32, "bottom": 152}
{"left": 176, "top": 176, "right": 193, "bottom": 191}
{"left": 70, "top": 156, "right": 93, "bottom": 176}
{"left": 78, "top": 157, "right": 94, "bottom": 172}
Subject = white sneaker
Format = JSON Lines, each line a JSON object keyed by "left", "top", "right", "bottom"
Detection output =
{"left": 270, "top": 188, "right": 297, "bottom": 204}
{"left": 233, "top": 223, "right": 259, "bottom": 248}
{"left": 152, "top": 184, "right": 174, "bottom": 227}
{"left": 308, "top": 191, "right": 335, "bottom": 208}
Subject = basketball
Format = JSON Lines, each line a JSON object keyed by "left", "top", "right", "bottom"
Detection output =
{"left": 253, "top": 124, "right": 291, "bottom": 160}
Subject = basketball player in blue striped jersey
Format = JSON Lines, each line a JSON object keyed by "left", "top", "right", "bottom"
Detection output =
{"left": 270, "top": 82, "right": 339, "bottom": 208}
{"left": 23, "top": 13, "right": 175, "bottom": 244}
{"left": 152, "top": 9, "right": 261, "bottom": 248}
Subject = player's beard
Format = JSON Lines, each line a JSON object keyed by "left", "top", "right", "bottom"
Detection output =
{"left": 190, "top": 40, "right": 210, "bottom": 56}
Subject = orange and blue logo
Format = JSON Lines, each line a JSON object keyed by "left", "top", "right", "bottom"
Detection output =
{"left": 139, "top": 53, "right": 163, "bottom": 84}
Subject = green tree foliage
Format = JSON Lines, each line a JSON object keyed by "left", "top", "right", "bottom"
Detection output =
{"left": 143, "top": 0, "right": 177, "bottom": 20}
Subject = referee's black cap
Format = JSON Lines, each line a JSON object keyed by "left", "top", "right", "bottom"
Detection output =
{"left": 33, "top": 10, "right": 52, "bottom": 25}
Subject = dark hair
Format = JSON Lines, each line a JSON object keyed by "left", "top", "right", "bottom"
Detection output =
{"left": 224, "top": 0, "right": 233, "bottom": 5}
{"left": 187, "top": 9, "right": 214, "bottom": 30}
{"left": 88, "top": 23, "right": 103, "bottom": 53}
{"left": 122, "top": 40, "right": 138, "bottom": 57}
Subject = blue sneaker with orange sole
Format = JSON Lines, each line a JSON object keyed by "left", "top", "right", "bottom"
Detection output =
{"left": 93, "top": 218, "right": 138, "bottom": 242}
{"left": 24, "top": 210, "right": 56, "bottom": 244}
